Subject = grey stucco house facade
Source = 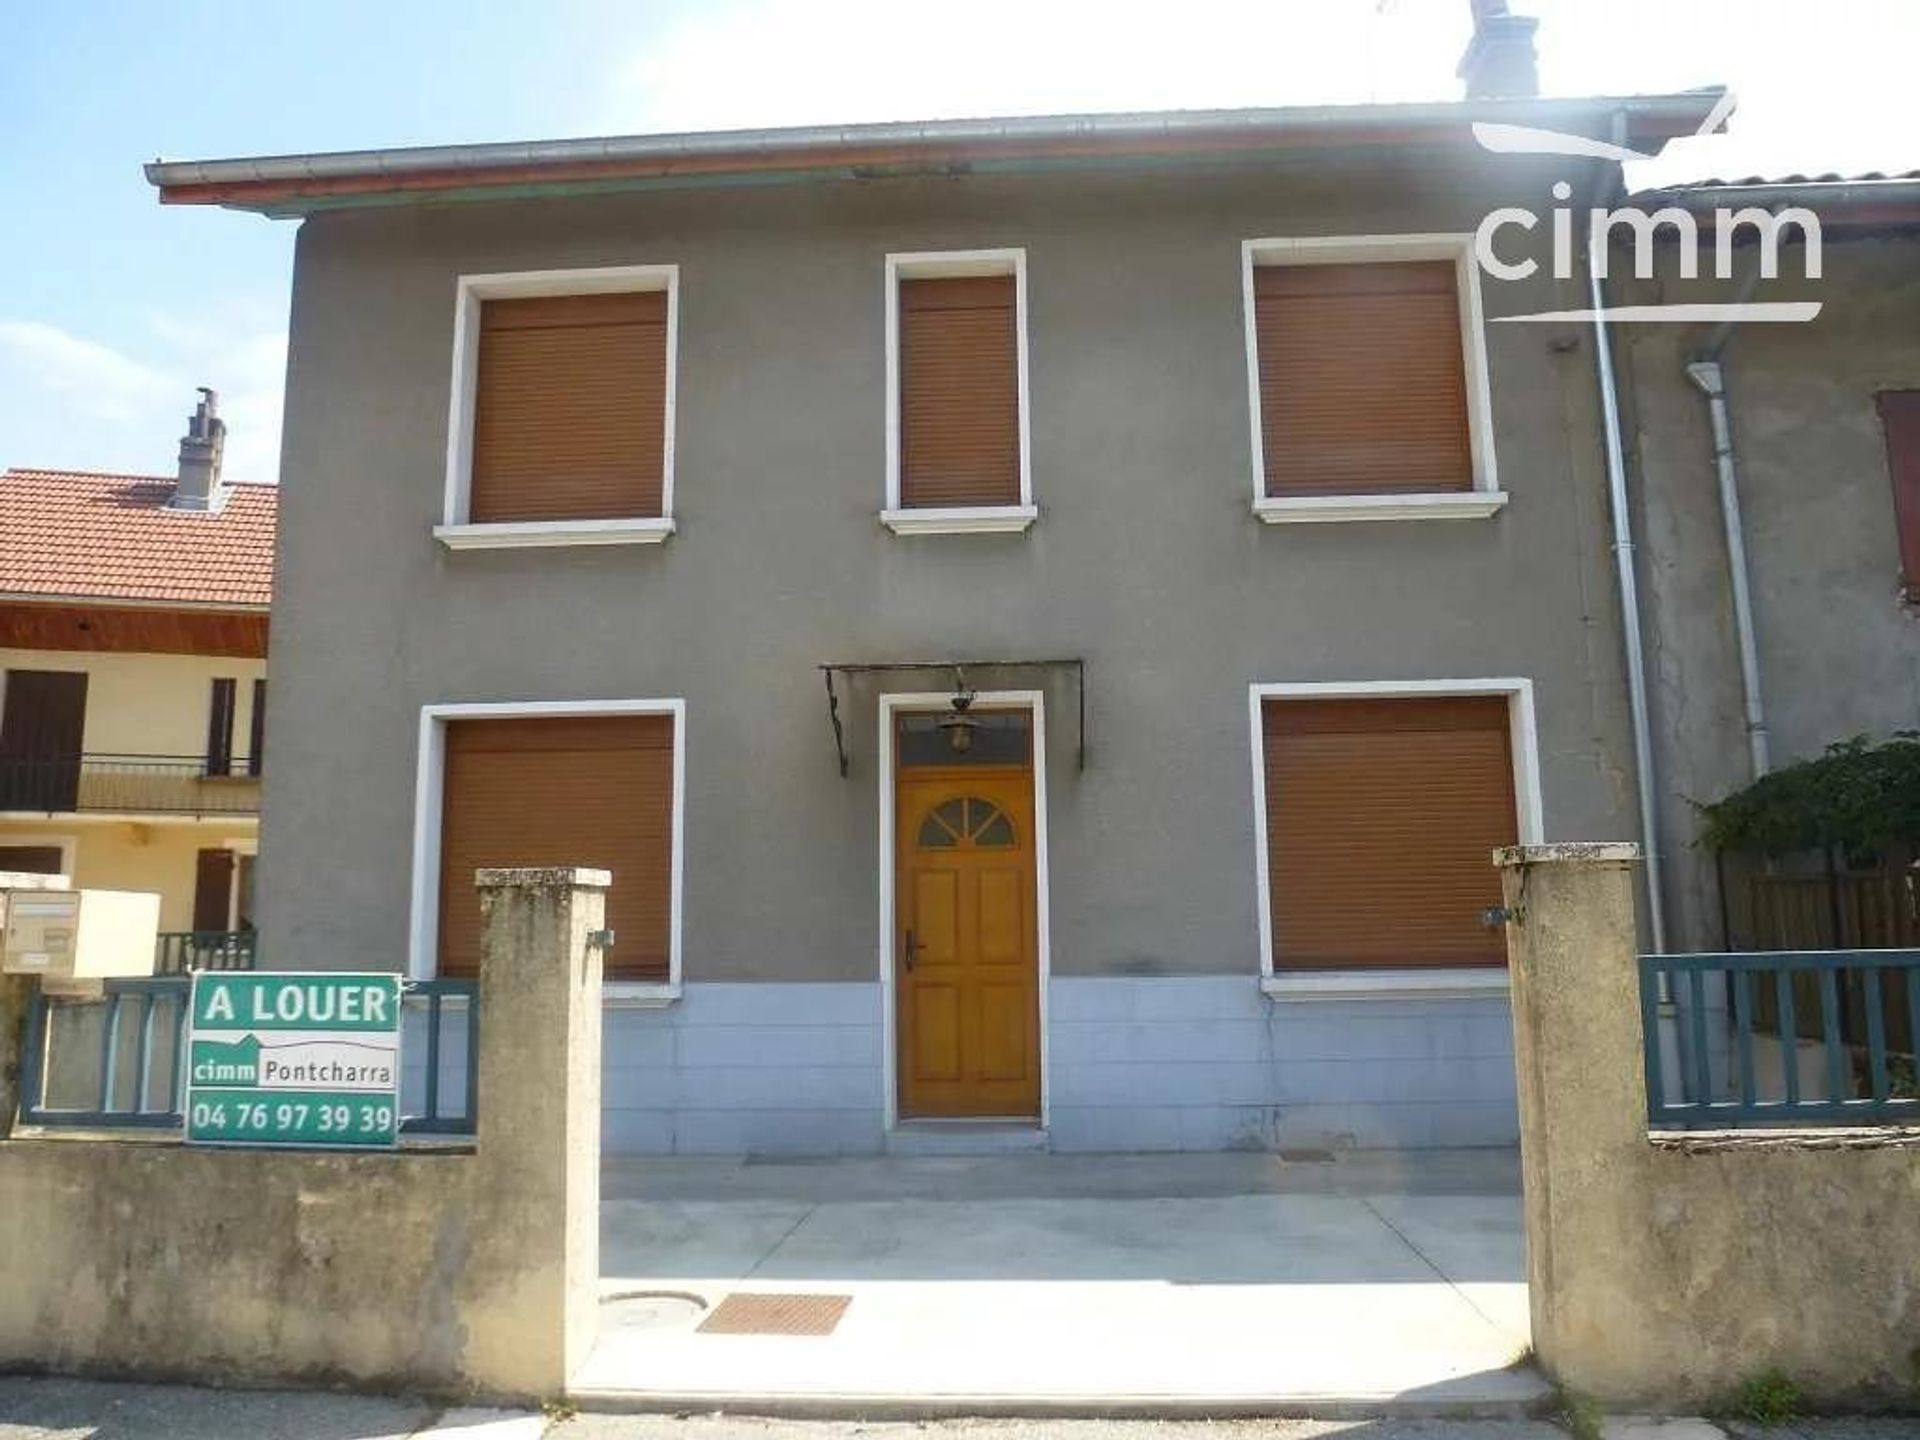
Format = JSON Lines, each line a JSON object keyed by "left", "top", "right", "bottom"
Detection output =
{"left": 1617, "top": 179, "right": 1920, "bottom": 951}
{"left": 150, "top": 85, "right": 1728, "bottom": 1156}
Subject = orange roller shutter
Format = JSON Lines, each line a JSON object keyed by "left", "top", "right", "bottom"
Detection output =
{"left": 1253, "top": 260, "right": 1473, "bottom": 497}
{"left": 470, "top": 290, "right": 668, "bottom": 523}
{"left": 439, "top": 714, "right": 675, "bottom": 982}
{"left": 899, "top": 275, "right": 1021, "bottom": 508}
{"left": 1263, "top": 695, "right": 1516, "bottom": 969}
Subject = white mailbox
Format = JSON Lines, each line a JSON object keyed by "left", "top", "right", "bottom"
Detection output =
{"left": 1, "top": 886, "right": 160, "bottom": 989}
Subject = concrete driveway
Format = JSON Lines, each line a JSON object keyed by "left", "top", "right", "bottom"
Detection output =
{"left": 577, "top": 1150, "right": 1542, "bottom": 1414}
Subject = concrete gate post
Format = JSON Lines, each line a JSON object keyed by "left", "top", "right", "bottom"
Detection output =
{"left": 460, "top": 866, "right": 608, "bottom": 1398}
{"left": 1495, "top": 842, "right": 1652, "bottom": 1399}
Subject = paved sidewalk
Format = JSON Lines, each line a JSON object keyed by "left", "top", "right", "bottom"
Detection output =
{"left": 582, "top": 1151, "right": 1540, "bottom": 1412}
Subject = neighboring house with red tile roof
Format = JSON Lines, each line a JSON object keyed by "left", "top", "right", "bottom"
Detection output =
{"left": 0, "top": 470, "right": 275, "bottom": 608}
{"left": 0, "top": 391, "right": 275, "bottom": 960}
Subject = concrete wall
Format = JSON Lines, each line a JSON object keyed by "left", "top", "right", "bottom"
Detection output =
{"left": 0, "top": 869, "right": 607, "bottom": 1400}
{"left": 1625, "top": 234, "right": 1920, "bottom": 949}
{"left": 1502, "top": 843, "right": 1920, "bottom": 1409}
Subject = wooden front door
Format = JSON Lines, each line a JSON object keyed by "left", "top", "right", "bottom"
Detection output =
{"left": 896, "top": 763, "right": 1041, "bottom": 1119}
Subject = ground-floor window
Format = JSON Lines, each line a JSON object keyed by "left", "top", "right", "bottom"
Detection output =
{"left": 437, "top": 713, "right": 676, "bottom": 982}
{"left": 1257, "top": 692, "right": 1519, "bottom": 970}
{"left": 0, "top": 843, "right": 65, "bottom": 875}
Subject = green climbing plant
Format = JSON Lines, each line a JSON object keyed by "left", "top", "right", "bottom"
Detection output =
{"left": 1698, "top": 732, "right": 1920, "bottom": 861}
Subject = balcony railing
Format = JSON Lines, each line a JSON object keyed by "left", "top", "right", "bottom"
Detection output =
{"left": 0, "top": 754, "right": 259, "bottom": 816}
{"left": 154, "top": 930, "right": 257, "bottom": 974}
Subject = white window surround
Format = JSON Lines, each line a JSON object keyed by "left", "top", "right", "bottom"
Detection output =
{"left": 0, "top": 833, "right": 77, "bottom": 882}
{"left": 1241, "top": 234, "right": 1506, "bottom": 525}
{"left": 877, "top": 691, "right": 1051, "bottom": 1131}
{"left": 882, "top": 249, "right": 1036, "bottom": 536}
{"left": 407, "top": 698, "right": 687, "bottom": 1005}
{"left": 1246, "top": 678, "right": 1543, "bottom": 1002}
{"left": 438, "top": 265, "right": 679, "bottom": 551}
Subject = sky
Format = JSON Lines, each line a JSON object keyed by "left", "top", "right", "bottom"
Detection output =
{"left": 0, "top": 0, "right": 1913, "bottom": 487}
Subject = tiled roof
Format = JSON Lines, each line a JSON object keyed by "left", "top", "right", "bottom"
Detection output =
{"left": 0, "top": 469, "right": 276, "bottom": 608}
{"left": 1658, "top": 170, "right": 1920, "bottom": 189}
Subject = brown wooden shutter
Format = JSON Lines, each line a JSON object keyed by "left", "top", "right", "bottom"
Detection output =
{"left": 438, "top": 714, "right": 674, "bottom": 982}
{"left": 205, "top": 677, "right": 237, "bottom": 776}
{"left": 193, "top": 848, "right": 235, "bottom": 932}
{"left": 247, "top": 678, "right": 266, "bottom": 778}
{"left": 470, "top": 290, "right": 668, "bottom": 523}
{"left": 898, "top": 275, "right": 1021, "bottom": 508}
{"left": 0, "top": 669, "right": 87, "bottom": 810}
{"left": 1877, "top": 391, "right": 1920, "bottom": 600}
{"left": 1262, "top": 695, "right": 1516, "bottom": 969}
{"left": 1253, "top": 260, "right": 1473, "bottom": 497}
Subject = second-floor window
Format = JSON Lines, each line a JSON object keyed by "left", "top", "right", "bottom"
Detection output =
{"left": 438, "top": 267, "right": 678, "bottom": 548}
{"left": 884, "top": 250, "right": 1035, "bottom": 534}
{"left": 1242, "top": 236, "right": 1502, "bottom": 522}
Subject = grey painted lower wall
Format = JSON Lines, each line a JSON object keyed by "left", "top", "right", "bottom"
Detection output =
{"left": 596, "top": 977, "right": 1516, "bottom": 1155}
{"left": 1048, "top": 976, "right": 1517, "bottom": 1152}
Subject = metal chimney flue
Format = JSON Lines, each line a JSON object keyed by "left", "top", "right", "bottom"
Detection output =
{"left": 1457, "top": 0, "right": 1540, "bottom": 100}
{"left": 171, "top": 386, "right": 227, "bottom": 512}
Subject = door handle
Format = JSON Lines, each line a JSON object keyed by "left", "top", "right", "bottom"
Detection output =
{"left": 903, "top": 928, "right": 919, "bottom": 972}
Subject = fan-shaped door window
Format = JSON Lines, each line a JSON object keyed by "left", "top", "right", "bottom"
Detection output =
{"left": 916, "top": 796, "right": 1018, "bottom": 850}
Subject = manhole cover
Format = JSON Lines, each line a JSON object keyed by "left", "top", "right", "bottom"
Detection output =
{"left": 698, "top": 1291, "right": 852, "bottom": 1336}
{"left": 601, "top": 1290, "right": 707, "bottom": 1333}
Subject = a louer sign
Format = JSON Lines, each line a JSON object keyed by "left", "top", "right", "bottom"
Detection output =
{"left": 185, "top": 972, "right": 403, "bottom": 1148}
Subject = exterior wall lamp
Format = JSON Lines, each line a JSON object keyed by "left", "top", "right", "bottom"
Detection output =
{"left": 937, "top": 670, "right": 979, "bottom": 754}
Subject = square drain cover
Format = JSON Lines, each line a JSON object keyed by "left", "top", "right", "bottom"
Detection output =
{"left": 698, "top": 1291, "right": 851, "bottom": 1337}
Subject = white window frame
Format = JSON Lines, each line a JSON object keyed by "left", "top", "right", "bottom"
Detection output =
{"left": 0, "top": 832, "right": 77, "bottom": 882}
{"left": 221, "top": 836, "right": 259, "bottom": 931}
{"left": 407, "top": 697, "right": 686, "bottom": 1005}
{"left": 1247, "top": 678, "right": 1542, "bottom": 1001}
{"left": 877, "top": 691, "right": 1051, "bottom": 1129}
{"left": 883, "top": 249, "right": 1037, "bottom": 535}
{"left": 437, "top": 265, "right": 680, "bottom": 550}
{"left": 1241, "top": 234, "right": 1506, "bottom": 524}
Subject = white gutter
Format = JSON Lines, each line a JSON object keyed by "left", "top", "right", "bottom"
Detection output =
{"left": 144, "top": 91, "right": 1723, "bottom": 193}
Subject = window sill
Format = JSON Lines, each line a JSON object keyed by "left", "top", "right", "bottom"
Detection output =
{"left": 604, "top": 983, "right": 682, "bottom": 1009}
{"left": 880, "top": 505, "right": 1038, "bottom": 536}
{"left": 1253, "top": 492, "right": 1509, "bottom": 524}
{"left": 1261, "top": 968, "right": 1509, "bottom": 1002}
{"left": 434, "top": 518, "right": 675, "bottom": 550}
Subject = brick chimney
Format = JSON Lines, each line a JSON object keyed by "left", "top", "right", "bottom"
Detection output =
{"left": 1457, "top": 0, "right": 1539, "bottom": 100}
{"left": 171, "top": 386, "right": 227, "bottom": 511}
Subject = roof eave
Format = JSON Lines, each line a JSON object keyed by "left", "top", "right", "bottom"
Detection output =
{"left": 0, "top": 592, "right": 271, "bottom": 613}
{"left": 1630, "top": 178, "right": 1920, "bottom": 230}
{"left": 147, "top": 91, "right": 1726, "bottom": 215}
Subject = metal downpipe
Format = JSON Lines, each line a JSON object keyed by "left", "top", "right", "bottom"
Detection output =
{"left": 1685, "top": 359, "right": 1771, "bottom": 778}
{"left": 1587, "top": 248, "right": 1670, "bottom": 954}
